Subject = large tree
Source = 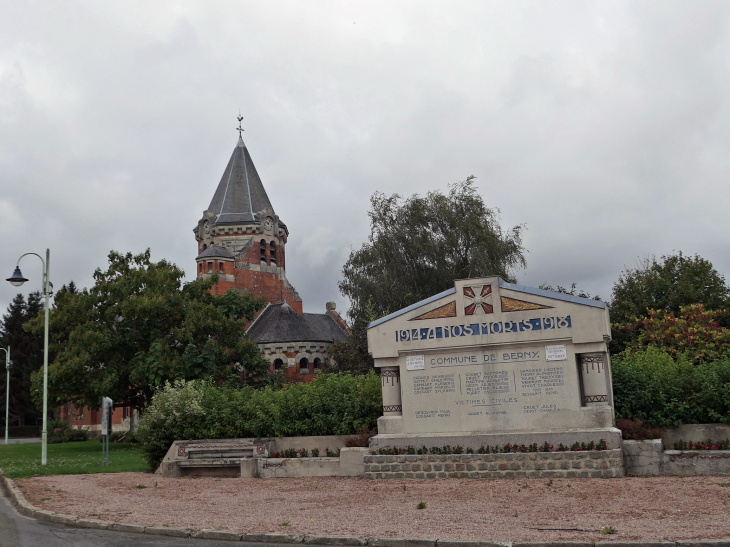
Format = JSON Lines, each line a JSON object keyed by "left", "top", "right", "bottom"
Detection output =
{"left": 333, "top": 177, "right": 526, "bottom": 372}
{"left": 27, "top": 250, "right": 269, "bottom": 412}
{"left": 609, "top": 252, "right": 730, "bottom": 352}
{"left": 0, "top": 293, "right": 44, "bottom": 426}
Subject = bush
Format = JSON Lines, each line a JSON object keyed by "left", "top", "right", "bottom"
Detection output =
{"left": 64, "top": 429, "right": 89, "bottom": 442}
{"left": 344, "top": 426, "right": 376, "bottom": 447}
{"left": 48, "top": 419, "right": 70, "bottom": 432}
{"left": 124, "top": 431, "right": 139, "bottom": 443}
{"left": 48, "top": 425, "right": 89, "bottom": 444}
{"left": 612, "top": 347, "right": 730, "bottom": 426}
{"left": 137, "top": 372, "right": 382, "bottom": 469}
{"left": 616, "top": 418, "right": 663, "bottom": 440}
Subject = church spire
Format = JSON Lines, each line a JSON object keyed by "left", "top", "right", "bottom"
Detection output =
{"left": 205, "top": 117, "right": 276, "bottom": 227}
{"left": 194, "top": 118, "right": 301, "bottom": 315}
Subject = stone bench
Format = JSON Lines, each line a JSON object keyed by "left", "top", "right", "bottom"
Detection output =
{"left": 183, "top": 445, "right": 263, "bottom": 460}
{"left": 161, "top": 442, "right": 268, "bottom": 477}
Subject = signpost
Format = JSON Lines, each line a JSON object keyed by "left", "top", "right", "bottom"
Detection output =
{"left": 1, "top": 347, "right": 10, "bottom": 444}
{"left": 101, "top": 396, "right": 113, "bottom": 466}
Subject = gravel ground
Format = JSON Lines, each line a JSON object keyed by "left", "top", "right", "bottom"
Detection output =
{"left": 16, "top": 474, "right": 730, "bottom": 542}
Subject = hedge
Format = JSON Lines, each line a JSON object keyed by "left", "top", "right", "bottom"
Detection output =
{"left": 4, "top": 426, "right": 40, "bottom": 438}
{"left": 137, "top": 371, "right": 382, "bottom": 468}
{"left": 612, "top": 347, "right": 730, "bottom": 426}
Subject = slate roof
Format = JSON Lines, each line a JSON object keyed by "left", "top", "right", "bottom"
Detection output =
{"left": 303, "top": 313, "right": 349, "bottom": 343}
{"left": 196, "top": 245, "right": 235, "bottom": 260}
{"left": 248, "top": 303, "right": 349, "bottom": 344}
{"left": 207, "top": 137, "right": 274, "bottom": 226}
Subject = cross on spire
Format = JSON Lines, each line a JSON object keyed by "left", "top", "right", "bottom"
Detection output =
{"left": 237, "top": 112, "right": 244, "bottom": 138}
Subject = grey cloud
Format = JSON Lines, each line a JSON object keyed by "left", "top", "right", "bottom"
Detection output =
{"left": 1, "top": 1, "right": 730, "bottom": 319}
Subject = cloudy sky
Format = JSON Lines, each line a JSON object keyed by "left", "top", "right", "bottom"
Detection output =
{"left": 1, "top": 1, "right": 729, "bottom": 318}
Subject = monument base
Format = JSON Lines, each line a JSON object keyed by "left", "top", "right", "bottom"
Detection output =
{"left": 369, "top": 427, "right": 623, "bottom": 452}
{"left": 363, "top": 448, "right": 625, "bottom": 480}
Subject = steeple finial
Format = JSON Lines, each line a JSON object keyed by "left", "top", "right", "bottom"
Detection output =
{"left": 236, "top": 112, "right": 244, "bottom": 142}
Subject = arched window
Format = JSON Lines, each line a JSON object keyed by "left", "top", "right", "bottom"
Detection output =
{"left": 274, "top": 358, "right": 284, "bottom": 370}
{"left": 313, "top": 358, "right": 321, "bottom": 370}
{"left": 260, "top": 239, "right": 267, "bottom": 263}
{"left": 270, "top": 242, "right": 276, "bottom": 265}
{"left": 299, "top": 358, "right": 309, "bottom": 373}
{"left": 202, "top": 244, "right": 207, "bottom": 251}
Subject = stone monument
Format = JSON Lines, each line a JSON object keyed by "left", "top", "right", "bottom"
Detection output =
{"left": 367, "top": 276, "right": 622, "bottom": 451}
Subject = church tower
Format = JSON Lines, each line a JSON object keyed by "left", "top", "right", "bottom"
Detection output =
{"left": 194, "top": 118, "right": 303, "bottom": 314}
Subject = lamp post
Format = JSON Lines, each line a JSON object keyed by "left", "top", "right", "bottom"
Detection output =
{"left": 0, "top": 347, "right": 10, "bottom": 444}
{"left": 6, "top": 249, "right": 50, "bottom": 465}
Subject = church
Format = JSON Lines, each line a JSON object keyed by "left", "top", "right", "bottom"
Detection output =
{"left": 193, "top": 120, "right": 349, "bottom": 381}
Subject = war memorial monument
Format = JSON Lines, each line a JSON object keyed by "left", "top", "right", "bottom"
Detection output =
{"left": 366, "top": 276, "right": 624, "bottom": 477}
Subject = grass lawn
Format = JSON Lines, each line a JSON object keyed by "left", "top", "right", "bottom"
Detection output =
{"left": 0, "top": 440, "right": 151, "bottom": 479}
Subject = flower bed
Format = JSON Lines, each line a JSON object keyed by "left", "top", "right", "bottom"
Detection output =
{"left": 673, "top": 438, "right": 730, "bottom": 450}
{"left": 268, "top": 447, "right": 341, "bottom": 458}
{"left": 371, "top": 439, "right": 609, "bottom": 456}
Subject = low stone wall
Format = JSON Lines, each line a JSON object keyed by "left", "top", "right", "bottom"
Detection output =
{"left": 623, "top": 440, "right": 730, "bottom": 476}
{"left": 242, "top": 448, "right": 369, "bottom": 478}
{"left": 663, "top": 450, "right": 730, "bottom": 476}
{"left": 661, "top": 423, "right": 730, "bottom": 449}
{"left": 159, "top": 435, "right": 353, "bottom": 477}
{"left": 622, "top": 439, "right": 664, "bottom": 476}
{"left": 363, "top": 449, "right": 624, "bottom": 480}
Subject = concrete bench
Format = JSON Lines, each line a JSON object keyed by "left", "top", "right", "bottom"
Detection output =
{"left": 161, "top": 442, "right": 269, "bottom": 477}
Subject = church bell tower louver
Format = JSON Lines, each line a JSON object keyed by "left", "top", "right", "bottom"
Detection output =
{"left": 193, "top": 116, "right": 303, "bottom": 313}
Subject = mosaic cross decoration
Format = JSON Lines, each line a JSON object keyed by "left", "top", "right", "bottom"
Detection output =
{"left": 464, "top": 285, "right": 493, "bottom": 315}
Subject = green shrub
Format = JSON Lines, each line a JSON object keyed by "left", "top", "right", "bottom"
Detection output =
{"left": 124, "top": 431, "right": 139, "bottom": 443}
{"left": 48, "top": 419, "right": 70, "bottom": 433}
{"left": 64, "top": 429, "right": 89, "bottom": 442}
{"left": 615, "top": 418, "right": 663, "bottom": 440}
{"left": 137, "top": 372, "right": 382, "bottom": 469}
{"left": 612, "top": 347, "right": 730, "bottom": 426}
{"left": 48, "top": 425, "right": 89, "bottom": 444}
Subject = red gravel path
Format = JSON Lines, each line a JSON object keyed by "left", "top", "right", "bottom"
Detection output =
{"left": 16, "top": 474, "right": 730, "bottom": 542}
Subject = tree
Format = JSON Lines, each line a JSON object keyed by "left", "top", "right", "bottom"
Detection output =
{"left": 609, "top": 252, "right": 730, "bottom": 352}
{"left": 27, "top": 249, "right": 269, "bottom": 412}
{"left": 336, "top": 177, "right": 526, "bottom": 372}
{"left": 0, "top": 293, "right": 44, "bottom": 426}
{"left": 327, "top": 301, "right": 375, "bottom": 375}
{"left": 539, "top": 282, "right": 602, "bottom": 301}
{"left": 620, "top": 304, "right": 730, "bottom": 363}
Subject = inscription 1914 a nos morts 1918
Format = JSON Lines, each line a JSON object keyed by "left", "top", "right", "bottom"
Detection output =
{"left": 366, "top": 276, "right": 621, "bottom": 452}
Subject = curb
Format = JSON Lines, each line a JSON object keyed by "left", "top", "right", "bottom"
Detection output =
{"left": 1, "top": 470, "right": 729, "bottom": 546}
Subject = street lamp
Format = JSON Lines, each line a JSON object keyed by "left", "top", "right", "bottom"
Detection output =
{"left": 0, "top": 347, "right": 10, "bottom": 444}
{"left": 6, "top": 249, "right": 50, "bottom": 465}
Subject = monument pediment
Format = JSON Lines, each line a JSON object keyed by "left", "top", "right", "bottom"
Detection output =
{"left": 368, "top": 277, "right": 610, "bottom": 359}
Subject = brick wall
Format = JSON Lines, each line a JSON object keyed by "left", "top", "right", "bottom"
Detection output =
{"left": 57, "top": 402, "right": 131, "bottom": 432}
{"left": 198, "top": 232, "right": 301, "bottom": 314}
{"left": 233, "top": 269, "right": 302, "bottom": 314}
{"left": 363, "top": 450, "right": 625, "bottom": 479}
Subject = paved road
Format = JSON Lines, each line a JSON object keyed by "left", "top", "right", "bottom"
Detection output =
{"left": 0, "top": 489, "right": 275, "bottom": 547}
{"left": 1, "top": 438, "right": 41, "bottom": 445}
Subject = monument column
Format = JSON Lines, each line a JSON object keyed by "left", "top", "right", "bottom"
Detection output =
{"left": 579, "top": 354, "right": 609, "bottom": 407}
{"left": 381, "top": 366, "right": 402, "bottom": 416}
